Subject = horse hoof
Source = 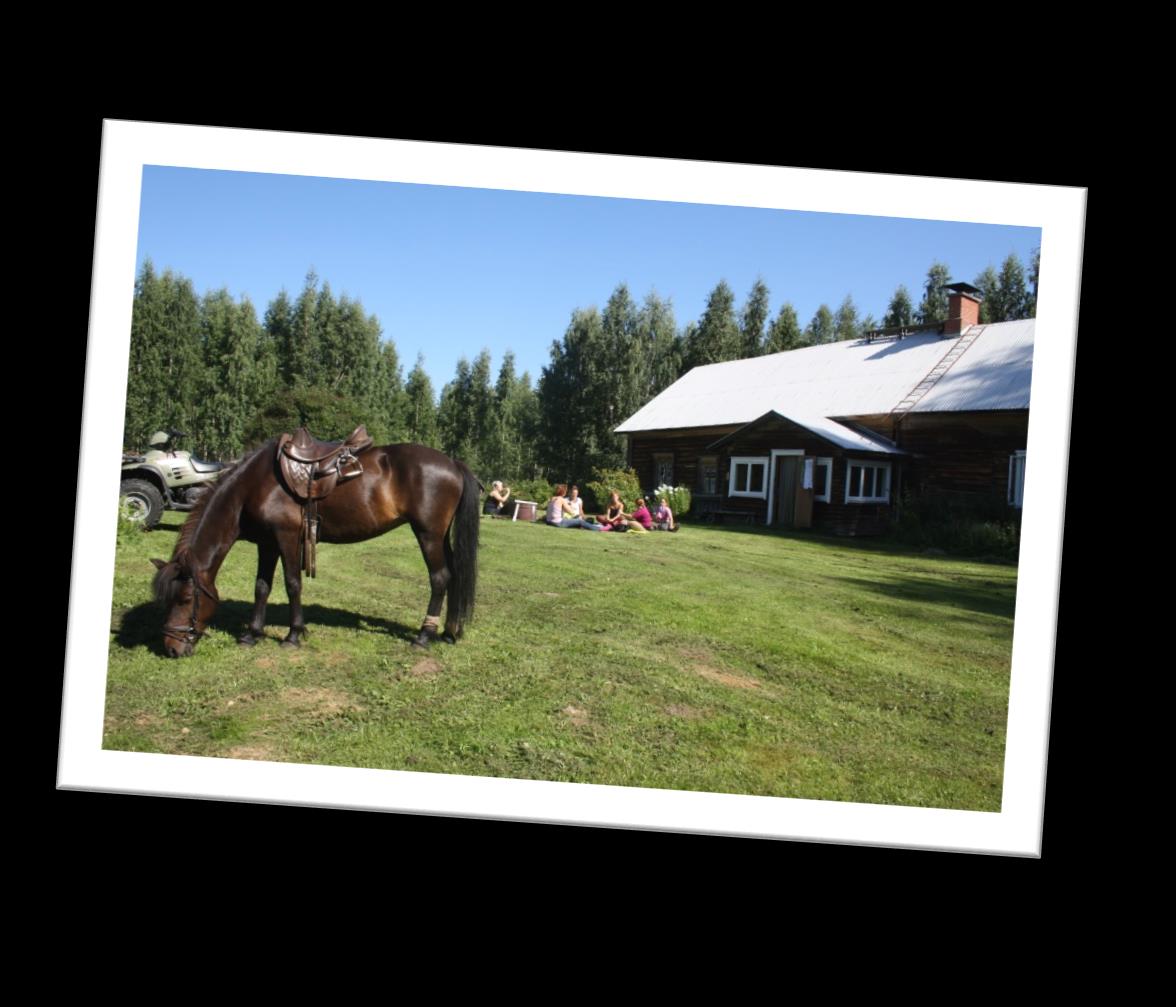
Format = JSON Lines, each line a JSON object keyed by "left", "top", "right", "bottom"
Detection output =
{"left": 238, "top": 634, "right": 259, "bottom": 647}
{"left": 412, "top": 635, "right": 431, "bottom": 649}
{"left": 281, "top": 638, "right": 301, "bottom": 649}
{"left": 442, "top": 632, "right": 457, "bottom": 645}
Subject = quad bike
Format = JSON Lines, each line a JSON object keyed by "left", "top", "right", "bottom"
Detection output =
{"left": 120, "top": 430, "right": 228, "bottom": 529}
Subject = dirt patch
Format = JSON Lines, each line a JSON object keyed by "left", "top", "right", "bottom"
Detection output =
{"left": 133, "top": 712, "right": 164, "bottom": 728}
{"left": 410, "top": 658, "right": 444, "bottom": 679}
{"left": 665, "top": 704, "right": 702, "bottom": 719}
{"left": 226, "top": 745, "right": 276, "bottom": 761}
{"left": 695, "top": 666, "right": 761, "bottom": 689}
{"left": 254, "top": 657, "right": 277, "bottom": 670}
{"left": 678, "top": 647, "right": 761, "bottom": 690}
{"left": 561, "top": 705, "right": 590, "bottom": 727}
{"left": 279, "top": 686, "right": 358, "bottom": 715}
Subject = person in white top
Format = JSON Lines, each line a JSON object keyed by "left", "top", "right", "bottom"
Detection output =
{"left": 565, "top": 485, "right": 584, "bottom": 519}
{"left": 544, "top": 484, "right": 602, "bottom": 530}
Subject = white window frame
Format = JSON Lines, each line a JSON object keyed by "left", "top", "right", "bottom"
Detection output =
{"left": 1008, "top": 450, "right": 1026, "bottom": 508}
{"left": 729, "top": 456, "right": 769, "bottom": 499}
{"left": 813, "top": 457, "right": 833, "bottom": 503}
{"left": 844, "top": 459, "right": 892, "bottom": 504}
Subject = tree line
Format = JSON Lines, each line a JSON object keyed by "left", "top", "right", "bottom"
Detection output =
{"left": 125, "top": 249, "right": 1038, "bottom": 482}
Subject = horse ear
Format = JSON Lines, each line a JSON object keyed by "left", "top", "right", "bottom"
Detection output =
{"left": 150, "top": 558, "right": 167, "bottom": 571}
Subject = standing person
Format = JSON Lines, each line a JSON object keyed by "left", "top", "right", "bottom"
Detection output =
{"left": 545, "top": 484, "right": 603, "bottom": 530}
{"left": 484, "top": 480, "right": 512, "bottom": 516}
{"left": 652, "top": 496, "right": 676, "bottom": 531}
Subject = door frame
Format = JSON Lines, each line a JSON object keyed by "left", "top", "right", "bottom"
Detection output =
{"left": 765, "top": 449, "right": 804, "bottom": 526}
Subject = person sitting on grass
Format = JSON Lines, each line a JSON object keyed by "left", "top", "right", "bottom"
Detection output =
{"left": 545, "top": 484, "right": 603, "bottom": 530}
{"left": 484, "top": 480, "right": 511, "bottom": 516}
{"left": 597, "top": 490, "right": 628, "bottom": 532}
{"left": 623, "top": 497, "right": 653, "bottom": 533}
{"left": 566, "top": 485, "right": 585, "bottom": 519}
{"left": 653, "top": 496, "right": 676, "bottom": 531}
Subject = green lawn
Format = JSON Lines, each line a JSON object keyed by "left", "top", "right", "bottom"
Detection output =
{"left": 105, "top": 516, "right": 1017, "bottom": 811}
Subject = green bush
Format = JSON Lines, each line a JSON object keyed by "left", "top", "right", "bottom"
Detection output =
{"left": 891, "top": 489, "right": 1020, "bottom": 560}
{"left": 651, "top": 483, "right": 692, "bottom": 518}
{"left": 584, "top": 467, "right": 643, "bottom": 513}
{"left": 506, "top": 478, "right": 557, "bottom": 507}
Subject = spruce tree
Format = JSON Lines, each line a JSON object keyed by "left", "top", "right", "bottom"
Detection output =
{"left": 765, "top": 303, "right": 803, "bottom": 353}
{"left": 883, "top": 286, "right": 914, "bottom": 328}
{"left": 805, "top": 304, "right": 835, "bottom": 344}
{"left": 739, "top": 279, "right": 770, "bottom": 357}
{"left": 834, "top": 295, "right": 859, "bottom": 342}
{"left": 917, "top": 262, "right": 952, "bottom": 325}
{"left": 996, "top": 254, "right": 1030, "bottom": 322}
{"left": 404, "top": 354, "right": 438, "bottom": 447}
{"left": 974, "top": 266, "right": 1000, "bottom": 323}
{"left": 684, "top": 281, "right": 740, "bottom": 370}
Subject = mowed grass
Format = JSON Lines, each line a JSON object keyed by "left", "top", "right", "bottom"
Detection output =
{"left": 104, "top": 516, "right": 1017, "bottom": 811}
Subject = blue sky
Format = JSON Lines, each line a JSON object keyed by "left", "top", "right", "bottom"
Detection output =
{"left": 136, "top": 166, "right": 1041, "bottom": 395}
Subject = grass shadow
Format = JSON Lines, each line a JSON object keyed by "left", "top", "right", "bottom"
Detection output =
{"left": 115, "top": 600, "right": 420, "bottom": 653}
{"left": 832, "top": 574, "right": 1016, "bottom": 619}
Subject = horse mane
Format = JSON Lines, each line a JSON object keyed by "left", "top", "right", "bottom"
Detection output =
{"left": 153, "top": 440, "right": 276, "bottom": 603}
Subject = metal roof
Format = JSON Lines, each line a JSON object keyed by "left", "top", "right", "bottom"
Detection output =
{"left": 615, "top": 319, "right": 1034, "bottom": 433}
{"left": 911, "top": 318, "right": 1034, "bottom": 413}
{"left": 706, "top": 411, "right": 904, "bottom": 455}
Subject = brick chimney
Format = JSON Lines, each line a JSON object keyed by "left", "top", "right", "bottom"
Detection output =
{"left": 943, "top": 282, "right": 982, "bottom": 336}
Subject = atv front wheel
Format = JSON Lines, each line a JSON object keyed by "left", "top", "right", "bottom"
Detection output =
{"left": 120, "top": 479, "right": 165, "bottom": 529}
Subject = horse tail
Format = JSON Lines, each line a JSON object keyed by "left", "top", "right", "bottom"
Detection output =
{"left": 447, "top": 461, "right": 481, "bottom": 632}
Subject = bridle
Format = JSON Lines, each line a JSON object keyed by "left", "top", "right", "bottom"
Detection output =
{"left": 162, "top": 572, "right": 218, "bottom": 648}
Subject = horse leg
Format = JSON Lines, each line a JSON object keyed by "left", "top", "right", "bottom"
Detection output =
{"left": 412, "top": 527, "right": 451, "bottom": 648}
{"left": 278, "top": 531, "right": 307, "bottom": 648}
{"left": 239, "top": 540, "right": 279, "bottom": 646}
{"left": 442, "top": 535, "right": 461, "bottom": 643}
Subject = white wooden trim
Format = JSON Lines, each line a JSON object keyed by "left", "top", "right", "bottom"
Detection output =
{"left": 814, "top": 457, "right": 833, "bottom": 503}
{"left": 1008, "top": 451, "right": 1026, "bottom": 508}
{"left": 765, "top": 449, "right": 805, "bottom": 525}
{"left": 844, "top": 460, "right": 892, "bottom": 504}
{"left": 729, "top": 456, "right": 769, "bottom": 499}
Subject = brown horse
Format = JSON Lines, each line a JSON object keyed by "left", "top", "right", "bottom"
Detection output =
{"left": 151, "top": 439, "right": 480, "bottom": 657}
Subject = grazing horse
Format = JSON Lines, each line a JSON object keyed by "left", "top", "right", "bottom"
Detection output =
{"left": 151, "top": 438, "right": 480, "bottom": 657}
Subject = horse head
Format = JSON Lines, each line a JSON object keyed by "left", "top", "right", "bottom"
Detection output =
{"left": 151, "top": 550, "right": 220, "bottom": 657}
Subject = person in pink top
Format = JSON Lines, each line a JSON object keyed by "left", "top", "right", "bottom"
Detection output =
{"left": 652, "top": 497, "right": 675, "bottom": 531}
{"left": 625, "top": 498, "right": 653, "bottom": 532}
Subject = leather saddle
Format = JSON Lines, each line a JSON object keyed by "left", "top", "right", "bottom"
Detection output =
{"left": 276, "top": 425, "right": 374, "bottom": 576}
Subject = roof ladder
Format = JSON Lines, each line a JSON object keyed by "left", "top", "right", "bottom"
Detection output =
{"left": 890, "top": 325, "right": 987, "bottom": 418}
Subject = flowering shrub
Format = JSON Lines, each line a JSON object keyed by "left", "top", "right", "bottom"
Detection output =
{"left": 652, "top": 484, "right": 692, "bottom": 518}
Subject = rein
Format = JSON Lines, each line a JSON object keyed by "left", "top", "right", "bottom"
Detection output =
{"left": 162, "top": 573, "right": 218, "bottom": 646}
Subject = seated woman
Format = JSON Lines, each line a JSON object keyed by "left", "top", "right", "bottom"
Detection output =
{"left": 566, "top": 485, "right": 585, "bottom": 519}
{"left": 483, "top": 480, "right": 512, "bottom": 516}
{"left": 624, "top": 497, "right": 653, "bottom": 532}
{"left": 596, "top": 491, "right": 628, "bottom": 532}
{"left": 652, "top": 496, "right": 676, "bottom": 531}
{"left": 545, "top": 484, "right": 603, "bottom": 530}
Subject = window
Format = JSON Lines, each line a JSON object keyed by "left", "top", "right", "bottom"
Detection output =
{"left": 729, "top": 456, "right": 769, "bottom": 498}
{"left": 654, "top": 453, "right": 674, "bottom": 489}
{"left": 698, "top": 456, "right": 719, "bottom": 495}
{"left": 812, "top": 458, "right": 832, "bottom": 503}
{"left": 1008, "top": 451, "right": 1026, "bottom": 508}
{"left": 845, "top": 460, "right": 892, "bottom": 503}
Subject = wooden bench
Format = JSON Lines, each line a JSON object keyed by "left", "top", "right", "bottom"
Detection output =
{"left": 692, "top": 497, "right": 756, "bottom": 525}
